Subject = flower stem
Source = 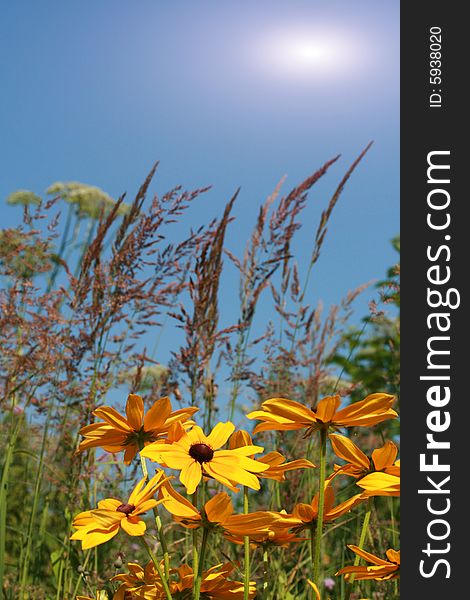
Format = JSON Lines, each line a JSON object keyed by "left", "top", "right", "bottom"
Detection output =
{"left": 139, "top": 454, "right": 170, "bottom": 579}
{"left": 243, "top": 486, "right": 250, "bottom": 600}
{"left": 194, "top": 526, "right": 210, "bottom": 600}
{"left": 312, "top": 427, "right": 327, "bottom": 585}
{"left": 141, "top": 537, "right": 173, "bottom": 600}
{"left": 192, "top": 490, "right": 199, "bottom": 595}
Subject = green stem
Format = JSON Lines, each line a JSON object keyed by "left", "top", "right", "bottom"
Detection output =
{"left": 194, "top": 526, "right": 210, "bottom": 600}
{"left": 192, "top": 490, "right": 199, "bottom": 593}
{"left": 243, "top": 486, "right": 250, "bottom": 600}
{"left": 141, "top": 537, "right": 173, "bottom": 600}
{"left": 312, "top": 427, "right": 327, "bottom": 585}
{"left": 139, "top": 454, "right": 170, "bottom": 579}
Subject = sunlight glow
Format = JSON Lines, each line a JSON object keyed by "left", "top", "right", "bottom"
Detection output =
{"left": 252, "top": 28, "right": 368, "bottom": 83}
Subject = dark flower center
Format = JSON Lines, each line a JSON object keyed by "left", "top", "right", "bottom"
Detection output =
{"left": 189, "top": 443, "right": 214, "bottom": 463}
{"left": 116, "top": 503, "right": 136, "bottom": 515}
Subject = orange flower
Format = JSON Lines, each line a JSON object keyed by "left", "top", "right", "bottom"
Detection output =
{"left": 336, "top": 545, "right": 400, "bottom": 581}
{"left": 112, "top": 561, "right": 165, "bottom": 599}
{"left": 229, "top": 430, "right": 315, "bottom": 481}
{"left": 114, "top": 562, "right": 256, "bottom": 599}
{"left": 247, "top": 393, "right": 397, "bottom": 436}
{"left": 77, "top": 394, "right": 198, "bottom": 464}
{"left": 329, "top": 434, "right": 400, "bottom": 478}
{"left": 171, "top": 563, "right": 256, "bottom": 599}
{"left": 71, "top": 472, "right": 167, "bottom": 549}
{"left": 289, "top": 486, "right": 365, "bottom": 530}
{"left": 159, "top": 480, "right": 283, "bottom": 538}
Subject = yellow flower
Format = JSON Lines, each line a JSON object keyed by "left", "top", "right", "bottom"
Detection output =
{"left": 289, "top": 486, "right": 364, "bottom": 530}
{"left": 71, "top": 472, "right": 167, "bottom": 549}
{"left": 328, "top": 434, "right": 400, "bottom": 497}
{"left": 229, "top": 430, "right": 315, "bottom": 481}
{"left": 336, "top": 545, "right": 400, "bottom": 581}
{"left": 77, "top": 394, "right": 198, "bottom": 464}
{"left": 140, "top": 422, "right": 269, "bottom": 494}
{"left": 247, "top": 393, "right": 397, "bottom": 436}
{"left": 159, "top": 481, "right": 283, "bottom": 538}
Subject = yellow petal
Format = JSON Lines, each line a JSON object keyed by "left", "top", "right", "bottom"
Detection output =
{"left": 258, "top": 451, "right": 286, "bottom": 467}
{"left": 205, "top": 492, "right": 234, "bottom": 523}
{"left": 229, "top": 430, "right": 253, "bottom": 449}
{"left": 80, "top": 525, "right": 120, "bottom": 549}
{"left": 214, "top": 452, "right": 269, "bottom": 473}
{"left": 260, "top": 398, "right": 316, "bottom": 423}
{"left": 208, "top": 457, "right": 261, "bottom": 490}
{"left": 326, "top": 494, "right": 364, "bottom": 521}
{"left": 203, "top": 462, "right": 241, "bottom": 493}
{"left": 329, "top": 434, "right": 370, "bottom": 470}
{"left": 206, "top": 422, "right": 235, "bottom": 450}
{"left": 357, "top": 472, "right": 400, "bottom": 497}
{"left": 386, "top": 549, "right": 400, "bottom": 564}
{"left": 252, "top": 421, "right": 305, "bottom": 434}
{"left": 372, "top": 441, "right": 398, "bottom": 471}
{"left": 307, "top": 580, "right": 321, "bottom": 600}
{"left": 97, "top": 498, "right": 121, "bottom": 510}
{"left": 121, "top": 517, "right": 146, "bottom": 536}
{"left": 292, "top": 503, "right": 315, "bottom": 523}
{"left": 93, "top": 406, "right": 130, "bottom": 432}
{"left": 132, "top": 499, "right": 158, "bottom": 516}
{"left": 315, "top": 395, "right": 341, "bottom": 423}
{"left": 347, "top": 544, "right": 391, "bottom": 565}
{"left": 227, "top": 445, "right": 265, "bottom": 457}
{"left": 125, "top": 394, "right": 144, "bottom": 431}
{"left": 334, "top": 393, "right": 397, "bottom": 427}
{"left": 123, "top": 445, "right": 138, "bottom": 464}
{"left": 143, "top": 396, "right": 172, "bottom": 431}
{"left": 160, "top": 482, "right": 200, "bottom": 519}
{"left": 180, "top": 459, "right": 202, "bottom": 495}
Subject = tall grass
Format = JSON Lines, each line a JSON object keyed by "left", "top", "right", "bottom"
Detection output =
{"left": 0, "top": 148, "right": 399, "bottom": 599}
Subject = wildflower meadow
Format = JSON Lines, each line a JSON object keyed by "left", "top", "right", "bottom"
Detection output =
{"left": 0, "top": 148, "right": 400, "bottom": 599}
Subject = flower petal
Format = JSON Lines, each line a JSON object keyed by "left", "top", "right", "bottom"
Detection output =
{"left": 372, "top": 441, "right": 398, "bottom": 471}
{"left": 125, "top": 394, "right": 144, "bottom": 431}
{"left": 180, "top": 459, "right": 202, "bottom": 495}
{"left": 260, "top": 398, "right": 316, "bottom": 423}
{"left": 121, "top": 517, "right": 146, "bottom": 536}
{"left": 79, "top": 525, "right": 120, "bottom": 549}
{"left": 334, "top": 393, "right": 397, "bottom": 427}
{"left": 315, "top": 395, "right": 342, "bottom": 423}
{"left": 347, "top": 544, "right": 391, "bottom": 565}
{"left": 329, "top": 433, "right": 370, "bottom": 470}
{"left": 93, "top": 406, "right": 131, "bottom": 432}
{"left": 206, "top": 422, "right": 235, "bottom": 450}
{"left": 229, "top": 430, "right": 253, "bottom": 449}
{"left": 208, "top": 457, "right": 261, "bottom": 490}
{"left": 160, "top": 482, "right": 200, "bottom": 519}
{"left": 357, "top": 472, "right": 400, "bottom": 497}
{"left": 205, "top": 492, "right": 234, "bottom": 523}
{"left": 143, "top": 396, "right": 172, "bottom": 432}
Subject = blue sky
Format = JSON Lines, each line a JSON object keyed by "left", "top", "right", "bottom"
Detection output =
{"left": 1, "top": 1, "right": 399, "bottom": 379}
